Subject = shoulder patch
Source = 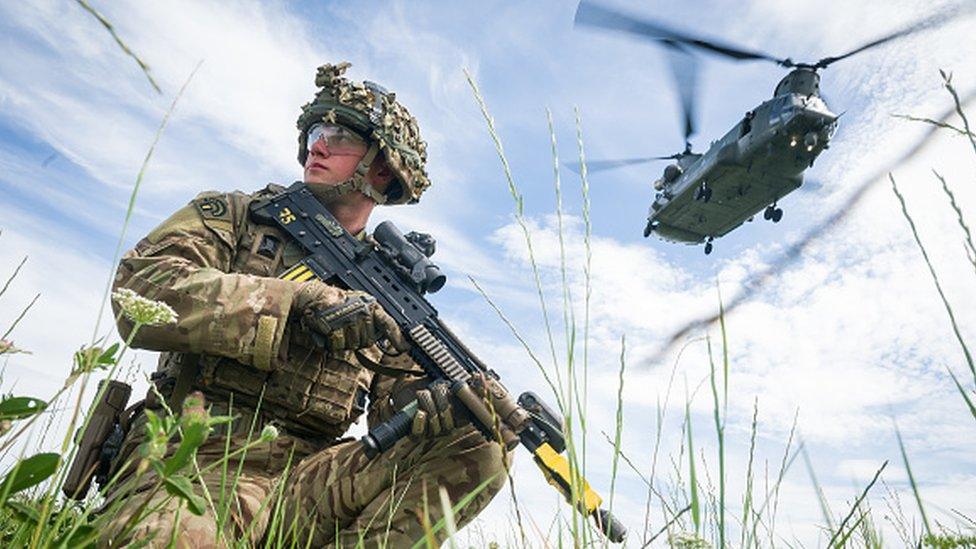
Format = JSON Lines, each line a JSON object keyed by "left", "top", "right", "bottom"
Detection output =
{"left": 195, "top": 196, "right": 229, "bottom": 219}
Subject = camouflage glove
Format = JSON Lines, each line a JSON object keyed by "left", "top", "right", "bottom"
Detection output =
{"left": 411, "top": 380, "right": 456, "bottom": 438}
{"left": 292, "top": 280, "right": 408, "bottom": 352}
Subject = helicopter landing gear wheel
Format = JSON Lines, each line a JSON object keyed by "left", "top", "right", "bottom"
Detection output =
{"left": 704, "top": 237, "right": 714, "bottom": 255}
{"left": 771, "top": 208, "right": 783, "bottom": 223}
{"left": 643, "top": 220, "right": 654, "bottom": 238}
{"left": 763, "top": 205, "right": 774, "bottom": 220}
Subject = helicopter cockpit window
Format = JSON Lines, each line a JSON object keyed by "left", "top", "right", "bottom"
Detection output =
{"left": 803, "top": 95, "right": 830, "bottom": 114}
{"left": 770, "top": 96, "right": 798, "bottom": 126}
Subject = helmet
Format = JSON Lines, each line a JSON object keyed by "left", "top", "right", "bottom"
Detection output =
{"left": 296, "top": 62, "right": 431, "bottom": 205}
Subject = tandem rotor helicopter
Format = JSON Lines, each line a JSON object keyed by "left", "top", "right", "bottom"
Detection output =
{"left": 573, "top": 1, "right": 973, "bottom": 255}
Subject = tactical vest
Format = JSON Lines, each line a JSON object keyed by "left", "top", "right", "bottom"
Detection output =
{"left": 151, "top": 184, "right": 376, "bottom": 441}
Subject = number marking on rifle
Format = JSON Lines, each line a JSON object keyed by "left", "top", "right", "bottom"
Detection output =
{"left": 278, "top": 207, "right": 297, "bottom": 225}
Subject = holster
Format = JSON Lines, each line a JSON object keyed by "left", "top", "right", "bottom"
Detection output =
{"left": 62, "top": 379, "right": 133, "bottom": 500}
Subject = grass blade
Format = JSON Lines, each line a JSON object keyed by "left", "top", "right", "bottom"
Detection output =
{"left": 931, "top": 169, "right": 976, "bottom": 275}
{"left": 607, "top": 335, "right": 626, "bottom": 521}
{"left": 801, "top": 442, "right": 836, "bottom": 540}
{"left": 890, "top": 173, "right": 975, "bottom": 383}
{"left": 894, "top": 423, "right": 932, "bottom": 538}
{"left": 827, "top": 460, "right": 888, "bottom": 548}
{"left": 463, "top": 69, "right": 564, "bottom": 407}
{"left": 741, "top": 398, "right": 759, "bottom": 549}
{"left": 74, "top": 0, "right": 161, "bottom": 93}
{"left": 684, "top": 382, "right": 701, "bottom": 534}
{"left": 946, "top": 367, "right": 976, "bottom": 421}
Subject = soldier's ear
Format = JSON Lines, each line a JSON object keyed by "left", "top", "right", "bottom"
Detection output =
{"left": 369, "top": 157, "right": 394, "bottom": 187}
{"left": 373, "top": 157, "right": 393, "bottom": 178}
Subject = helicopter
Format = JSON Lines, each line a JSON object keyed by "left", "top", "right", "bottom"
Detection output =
{"left": 573, "top": 1, "right": 973, "bottom": 255}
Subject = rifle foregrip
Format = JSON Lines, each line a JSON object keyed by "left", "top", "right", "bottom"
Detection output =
{"left": 361, "top": 401, "right": 417, "bottom": 459}
{"left": 596, "top": 508, "right": 627, "bottom": 543}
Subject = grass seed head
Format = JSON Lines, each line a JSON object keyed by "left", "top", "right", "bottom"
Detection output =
{"left": 669, "top": 532, "right": 712, "bottom": 549}
{"left": 260, "top": 424, "right": 279, "bottom": 442}
{"left": 0, "top": 339, "right": 28, "bottom": 355}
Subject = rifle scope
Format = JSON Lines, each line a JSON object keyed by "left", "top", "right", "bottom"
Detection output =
{"left": 373, "top": 221, "right": 446, "bottom": 294}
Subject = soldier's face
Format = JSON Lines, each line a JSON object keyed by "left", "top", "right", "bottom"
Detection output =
{"left": 304, "top": 127, "right": 392, "bottom": 196}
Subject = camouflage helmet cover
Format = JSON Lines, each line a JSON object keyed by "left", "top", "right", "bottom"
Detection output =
{"left": 297, "top": 62, "right": 431, "bottom": 205}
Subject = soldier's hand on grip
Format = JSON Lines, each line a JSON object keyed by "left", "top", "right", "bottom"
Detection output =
{"left": 411, "top": 380, "right": 456, "bottom": 438}
{"left": 292, "top": 281, "right": 408, "bottom": 352}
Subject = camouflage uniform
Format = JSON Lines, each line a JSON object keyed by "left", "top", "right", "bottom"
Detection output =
{"left": 99, "top": 64, "right": 507, "bottom": 549}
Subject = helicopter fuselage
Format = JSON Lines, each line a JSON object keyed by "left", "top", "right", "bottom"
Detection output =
{"left": 647, "top": 70, "right": 838, "bottom": 244}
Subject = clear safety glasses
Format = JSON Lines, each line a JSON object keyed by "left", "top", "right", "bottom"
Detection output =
{"left": 306, "top": 123, "right": 368, "bottom": 156}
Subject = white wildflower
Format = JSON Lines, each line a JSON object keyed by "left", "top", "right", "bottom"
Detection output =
{"left": 112, "top": 288, "right": 178, "bottom": 326}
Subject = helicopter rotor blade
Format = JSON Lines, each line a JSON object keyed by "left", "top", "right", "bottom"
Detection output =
{"left": 574, "top": 1, "right": 791, "bottom": 66}
{"left": 662, "top": 43, "right": 699, "bottom": 144}
{"left": 565, "top": 155, "right": 677, "bottom": 174}
{"left": 814, "top": 2, "right": 976, "bottom": 69}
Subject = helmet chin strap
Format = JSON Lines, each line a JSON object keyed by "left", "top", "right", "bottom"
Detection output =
{"left": 310, "top": 142, "right": 388, "bottom": 205}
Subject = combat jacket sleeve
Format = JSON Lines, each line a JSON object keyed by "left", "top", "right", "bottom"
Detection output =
{"left": 112, "top": 191, "right": 297, "bottom": 371}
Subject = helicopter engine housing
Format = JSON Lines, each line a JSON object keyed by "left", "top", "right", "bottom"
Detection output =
{"left": 773, "top": 68, "right": 821, "bottom": 97}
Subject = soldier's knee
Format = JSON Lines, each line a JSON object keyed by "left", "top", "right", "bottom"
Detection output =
{"left": 99, "top": 490, "right": 221, "bottom": 548}
{"left": 422, "top": 429, "right": 510, "bottom": 529}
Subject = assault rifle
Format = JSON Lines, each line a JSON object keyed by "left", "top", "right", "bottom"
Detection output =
{"left": 251, "top": 182, "right": 626, "bottom": 543}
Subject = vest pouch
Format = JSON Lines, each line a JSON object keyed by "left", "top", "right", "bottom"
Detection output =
{"left": 198, "top": 354, "right": 270, "bottom": 397}
{"left": 305, "top": 357, "right": 362, "bottom": 424}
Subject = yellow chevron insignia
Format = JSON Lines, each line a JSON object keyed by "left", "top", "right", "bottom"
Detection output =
{"left": 279, "top": 263, "right": 317, "bottom": 282}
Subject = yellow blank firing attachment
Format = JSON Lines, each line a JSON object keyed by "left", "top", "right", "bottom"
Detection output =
{"left": 532, "top": 442, "right": 627, "bottom": 542}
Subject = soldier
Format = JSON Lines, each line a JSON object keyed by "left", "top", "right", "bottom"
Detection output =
{"left": 99, "top": 62, "right": 507, "bottom": 547}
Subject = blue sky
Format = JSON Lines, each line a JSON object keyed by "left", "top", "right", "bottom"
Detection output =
{"left": 2, "top": 0, "right": 976, "bottom": 545}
